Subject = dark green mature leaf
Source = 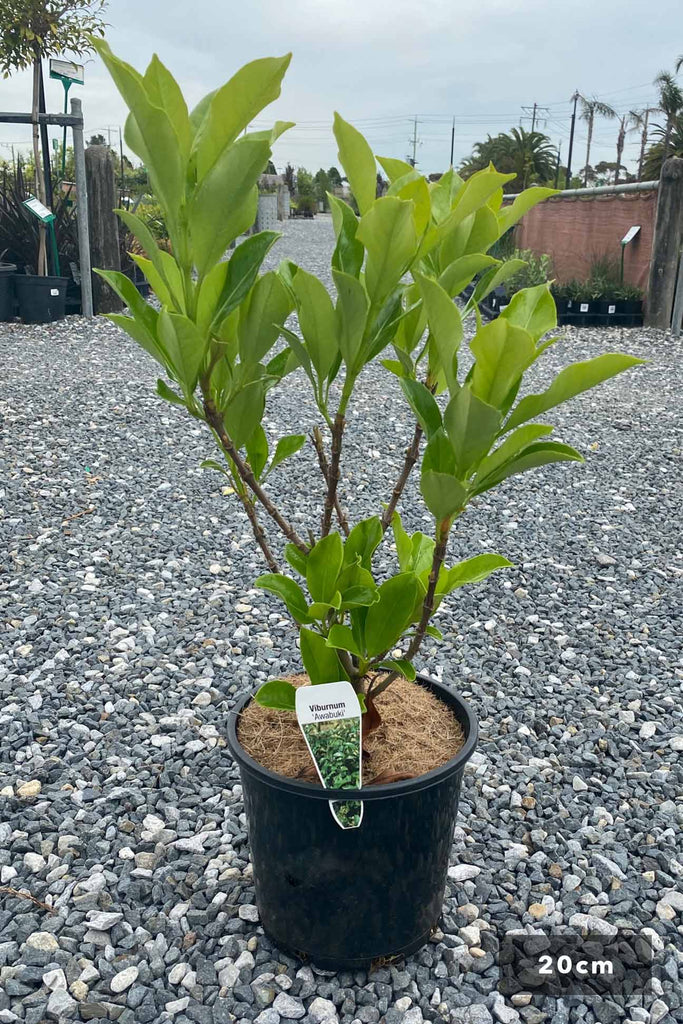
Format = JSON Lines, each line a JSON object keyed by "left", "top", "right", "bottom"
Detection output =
{"left": 505, "top": 354, "right": 646, "bottom": 432}
{"left": 246, "top": 424, "right": 269, "bottom": 479}
{"left": 285, "top": 543, "right": 308, "bottom": 576}
{"left": 264, "top": 434, "right": 306, "bottom": 478}
{"left": 399, "top": 378, "right": 442, "bottom": 438}
{"left": 420, "top": 470, "right": 468, "bottom": 522}
{"left": 364, "top": 574, "right": 422, "bottom": 657}
{"left": 306, "top": 533, "right": 344, "bottom": 603}
{"left": 255, "top": 573, "right": 312, "bottom": 623}
{"left": 300, "top": 627, "right": 348, "bottom": 683}
{"left": 254, "top": 679, "right": 297, "bottom": 711}
{"left": 339, "top": 585, "right": 379, "bottom": 609}
{"left": 333, "top": 113, "right": 377, "bottom": 216}
{"left": 473, "top": 441, "right": 584, "bottom": 494}
{"left": 343, "top": 517, "right": 383, "bottom": 569}
{"left": 436, "top": 553, "right": 513, "bottom": 596}
{"left": 444, "top": 386, "right": 502, "bottom": 477}
{"left": 329, "top": 194, "right": 365, "bottom": 278}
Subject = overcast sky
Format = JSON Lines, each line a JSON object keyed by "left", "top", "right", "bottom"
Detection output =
{"left": 1, "top": 0, "right": 679, "bottom": 178}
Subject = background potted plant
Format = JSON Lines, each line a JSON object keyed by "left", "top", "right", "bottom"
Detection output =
{"left": 95, "top": 39, "right": 643, "bottom": 968}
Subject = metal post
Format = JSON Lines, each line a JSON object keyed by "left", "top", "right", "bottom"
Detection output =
{"left": 71, "top": 97, "right": 93, "bottom": 318}
{"left": 61, "top": 82, "right": 72, "bottom": 179}
{"left": 670, "top": 248, "right": 683, "bottom": 337}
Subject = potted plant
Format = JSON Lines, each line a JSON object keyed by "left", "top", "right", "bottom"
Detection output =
{"left": 95, "top": 40, "right": 643, "bottom": 968}
{"left": 609, "top": 283, "right": 644, "bottom": 327}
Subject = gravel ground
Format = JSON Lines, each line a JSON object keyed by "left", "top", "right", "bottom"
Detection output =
{"left": 1, "top": 215, "right": 682, "bottom": 1024}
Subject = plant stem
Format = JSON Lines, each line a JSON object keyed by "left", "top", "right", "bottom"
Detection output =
{"left": 202, "top": 395, "right": 310, "bottom": 553}
{"left": 321, "top": 410, "right": 346, "bottom": 537}
{"left": 228, "top": 466, "right": 280, "bottom": 573}
{"left": 380, "top": 420, "right": 423, "bottom": 532}
{"left": 311, "top": 426, "right": 350, "bottom": 536}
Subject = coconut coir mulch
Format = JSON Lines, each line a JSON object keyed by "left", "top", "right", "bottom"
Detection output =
{"left": 237, "top": 675, "right": 465, "bottom": 785}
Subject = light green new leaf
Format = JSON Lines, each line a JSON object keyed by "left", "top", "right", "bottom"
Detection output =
{"left": 293, "top": 268, "right": 339, "bottom": 381}
{"left": 505, "top": 354, "right": 646, "bottom": 432}
{"left": 326, "top": 624, "right": 363, "bottom": 658}
{"left": 420, "top": 470, "right": 467, "bottom": 522}
{"left": 143, "top": 54, "right": 191, "bottom": 157}
{"left": 116, "top": 208, "right": 167, "bottom": 281}
{"left": 157, "top": 379, "right": 186, "bottom": 406}
{"left": 130, "top": 254, "right": 179, "bottom": 311}
{"left": 193, "top": 54, "right": 292, "bottom": 179}
{"left": 300, "top": 627, "right": 348, "bottom": 683}
{"left": 497, "top": 186, "right": 557, "bottom": 235}
{"left": 329, "top": 195, "right": 364, "bottom": 278}
{"left": 364, "top": 574, "right": 422, "bottom": 657}
{"left": 472, "top": 424, "right": 554, "bottom": 491}
{"left": 343, "top": 516, "right": 382, "bottom": 569}
{"left": 264, "top": 434, "right": 306, "bottom": 478}
{"left": 254, "top": 679, "right": 297, "bottom": 711}
{"left": 239, "top": 271, "right": 292, "bottom": 366}
{"left": 333, "top": 113, "right": 377, "bottom": 215}
{"left": 97, "top": 269, "right": 166, "bottom": 364}
{"left": 499, "top": 283, "right": 557, "bottom": 343}
{"left": 107, "top": 312, "right": 166, "bottom": 369}
{"left": 399, "top": 378, "right": 442, "bottom": 438}
{"left": 199, "top": 230, "right": 281, "bottom": 333}
{"left": 444, "top": 386, "right": 502, "bottom": 477}
{"left": 415, "top": 273, "right": 462, "bottom": 393}
{"left": 246, "top": 424, "right": 269, "bottom": 479}
{"left": 333, "top": 269, "right": 369, "bottom": 371}
{"left": 470, "top": 259, "right": 527, "bottom": 307}
{"left": 158, "top": 310, "right": 207, "bottom": 398}
{"left": 306, "top": 533, "right": 344, "bottom": 603}
{"left": 378, "top": 658, "right": 416, "bottom": 681}
{"left": 388, "top": 173, "right": 431, "bottom": 237}
{"left": 438, "top": 254, "right": 499, "bottom": 298}
{"left": 470, "top": 319, "right": 537, "bottom": 410}
{"left": 222, "top": 381, "right": 265, "bottom": 449}
{"left": 285, "top": 543, "right": 308, "bottom": 576}
{"left": 357, "top": 197, "right": 418, "bottom": 307}
{"left": 255, "top": 573, "right": 312, "bottom": 623}
{"left": 391, "top": 511, "right": 412, "bottom": 571}
{"left": 473, "top": 441, "right": 584, "bottom": 494}
{"left": 377, "top": 154, "right": 416, "bottom": 182}
{"left": 436, "top": 553, "right": 513, "bottom": 596}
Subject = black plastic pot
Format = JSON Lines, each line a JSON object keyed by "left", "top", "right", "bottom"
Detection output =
{"left": 227, "top": 675, "right": 478, "bottom": 969}
{"left": 0, "top": 263, "right": 17, "bottom": 321}
{"left": 14, "top": 275, "right": 68, "bottom": 324}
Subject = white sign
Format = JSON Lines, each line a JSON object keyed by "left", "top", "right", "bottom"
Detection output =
{"left": 23, "top": 196, "right": 54, "bottom": 223}
{"left": 49, "top": 59, "right": 84, "bottom": 84}
{"left": 296, "top": 681, "right": 363, "bottom": 829}
{"left": 579, "top": 303, "right": 589, "bottom": 313}
{"left": 621, "top": 225, "right": 640, "bottom": 245}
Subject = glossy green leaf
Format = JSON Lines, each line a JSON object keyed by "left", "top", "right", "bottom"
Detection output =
{"left": 343, "top": 516, "right": 383, "bottom": 570}
{"left": 436, "top": 553, "right": 513, "bottom": 596}
{"left": 333, "top": 269, "right": 369, "bottom": 371}
{"left": 300, "top": 627, "right": 348, "bottom": 684}
{"left": 246, "top": 424, "right": 269, "bottom": 479}
{"left": 306, "top": 533, "right": 344, "bottom": 603}
{"left": 158, "top": 310, "right": 207, "bottom": 397}
{"left": 255, "top": 573, "right": 311, "bottom": 624}
{"left": 422, "top": 428, "right": 457, "bottom": 477}
{"left": 99, "top": 270, "right": 165, "bottom": 363}
{"left": 254, "top": 679, "right": 297, "bottom": 711}
{"left": 200, "top": 458, "right": 228, "bottom": 475}
{"left": 116, "top": 207, "right": 168, "bottom": 280}
{"left": 472, "top": 424, "right": 554, "bottom": 489}
{"left": 505, "top": 354, "right": 646, "bottom": 432}
{"left": 333, "top": 113, "right": 377, "bottom": 215}
{"left": 391, "top": 511, "right": 412, "bottom": 571}
{"left": 437, "top": 254, "right": 499, "bottom": 298}
{"left": 285, "top": 543, "right": 308, "bottom": 576}
{"left": 329, "top": 194, "right": 364, "bottom": 278}
{"left": 143, "top": 54, "right": 191, "bottom": 157}
{"left": 470, "top": 259, "right": 527, "bottom": 307}
{"left": 473, "top": 441, "right": 584, "bottom": 494}
{"left": 470, "top": 320, "right": 537, "bottom": 410}
{"left": 420, "top": 470, "right": 467, "bottom": 522}
{"left": 425, "top": 624, "right": 443, "bottom": 641}
{"left": 202, "top": 230, "right": 281, "bottom": 332}
{"left": 222, "top": 381, "right": 265, "bottom": 449}
{"left": 389, "top": 173, "right": 431, "bottom": 237}
{"left": 293, "top": 268, "right": 339, "bottom": 381}
{"left": 157, "top": 379, "right": 185, "bottom": 406}
{"left": 497, "top": 186, "right": 557, "bottom": 235}
{"left": 326, "top": 624, "right": 363, "bottom": 657}
{"left": 499, "top": 283, "right": 557, "bottom": 343}
{"left": 378, "top": 658, "right": 416, "bottom": 681}
{"left": 443, "top": 386, "right": 502, "bottom": 477}
{"left": 339, "top": 585, "right": 379, "bottom": 609}
{"left": 415, "top": 273, "right": 462, "bottom": 393}
{"left": 263, "top": 434, "right": 306, "bottom": 478}
{"left": 364, "top": 573, "right": 422, "bottom": 657}
{"left": 238, "top": 270, "right": 292, "bottom": 366}
{"left": 399, "top": 378, "right": 442, "bottom": 438}
{"left": 357, "top": 197, "right": 418, "bottom": 307}
{"left": 129, "top": 253, "right": 179, "bottom": 311}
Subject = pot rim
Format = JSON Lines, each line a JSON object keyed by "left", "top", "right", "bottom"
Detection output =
{"left": 226, "top": 673, "right": 478, "bottom": 801}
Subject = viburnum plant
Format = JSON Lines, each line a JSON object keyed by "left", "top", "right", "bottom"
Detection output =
{"left": 95, "top": 41, "right": 643, "bottom": 719}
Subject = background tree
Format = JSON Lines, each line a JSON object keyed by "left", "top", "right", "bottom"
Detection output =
{"left": 327, "top": 165, "right": 342, "bottom": 188}
{"left": 265, "top": 159, "right": 277, "bottom": 175}
{"left": 0, "top": 0, "right": 107, "bottom": 273}
{"left": 460, "top": 127, "right": 556, "bottom": 191}
{"left": 642, "top": 112, "right": 683, "bottom": 178}
{"left": 283, "top": 163, "right": 295, "bottom": 194}
{"left": 653, "top": 70, "right": 683, "bottom": 160}
{"left": 614, "top": 112, "right": 640, "bottom": 183}
{"left": 313, "top": 167, "right": 330, "bottom": 208}
{"left": 632, "top": 106, "right": 659, "bottom": 179}
{"left": 579, "top": 95, "right": 617, "bottom": 186}
{"left": 296, "top": 166, "right": 314, "bottom": 196}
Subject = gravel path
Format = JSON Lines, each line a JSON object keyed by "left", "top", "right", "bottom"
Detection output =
{"left": 1, "top": 215, "right": 682, "bottom": 1024}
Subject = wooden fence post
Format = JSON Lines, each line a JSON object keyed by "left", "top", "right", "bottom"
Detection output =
{"left": 84, "top": 144, "right": 123, "bottom": 315}
{"left": 646, "top": 156, "right": 683, "bottom": 329}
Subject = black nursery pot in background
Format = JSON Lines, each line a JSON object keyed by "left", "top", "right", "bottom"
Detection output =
{"left": 0, "top": 263, "right": 17, "bottom": 321}
{"left": 227, "top": 675, "right": 478, "bottom": 969}
{"left": 14, "top": 275, "right": 68, "bottom": 324}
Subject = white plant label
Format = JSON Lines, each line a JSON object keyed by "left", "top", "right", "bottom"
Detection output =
{"left": 580, "top": 303, "right": 589, "bottom": 313}
{"left": 608, "top": 305, "right": 616, "bottom": 314}
{"left": 296, "top": 681, "right": 363, "bottom": 830}
{"left": 50, "top": 289, "right": 59, "bottom": 296}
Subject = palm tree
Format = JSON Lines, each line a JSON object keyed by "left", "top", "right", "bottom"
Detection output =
{"left": 631, "top": 107, "right": 660, "bottom": 179}
{"left": 653, "top": 71, "right": 683, "bottom": 160}
{"left": 579, "top": 96, "right": 617, "bottom": 186}
{"left": 614, "top": 112, "right": 641, "bottom": 183}
{"left": 460, "top": 127, "right": 556, "bottom": 190}
{"left": 642, "top": 112, "right": 683, "bottom": 178}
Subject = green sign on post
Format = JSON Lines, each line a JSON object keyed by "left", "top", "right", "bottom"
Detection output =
{"left": 23, "top": 196, "right": 61, "bottom": 277}
{"left": 49, "top": 59, "right": 84, "bottom": 179}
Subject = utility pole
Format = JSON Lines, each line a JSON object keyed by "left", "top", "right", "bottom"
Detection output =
{"left": 521, "top": 103, "right": 549, "bottom": 132}
{"left": 637, "top": 107, "right": 658, "bottom": 180}
{"left": 554, "top": 140, "right": 562, "bottom": 188}
{"left": 565, "top": 91, "right": 580, "bottom": 189}
{"left": 410, "top": 117, "right": 418, "bottom": 167}
{"left": 119, "top": 125, "right": 125, "bottom": 193}
{"left": 450, "top": 117, "right": 455, "bottom": 167}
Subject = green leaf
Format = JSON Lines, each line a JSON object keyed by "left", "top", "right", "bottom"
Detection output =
{"left": 436, "top": 553, "right": 513, "bottom": 596}
{"left": 505, "top": 354, "right": 646, "bottom": 432}
{"left": 409, "top": 532, "right": 436, "bottom": 575}
{"left": 443, "top": 386, "right": 502, "bottom": 477}
{"left": 473, "top": 441, "right": 584, "bottom": 494}
{"left": 293, "top": 268, "right": 339, "bottom": 381}
{"left": 238, "top": 270, "right": 292, "bottom": 366}
{"left": 333, "top": 113, "right": 377, "bottom": 216}
{"left": 391, "top": 511, "right": 412, "bottom": 571}
{"left": 306, "top": 533, "right": 344, "bottom": 603}
{"left": 499, "top": 283, "right": 557, "bottom": 343}
{"left": 472, "top": 424, "right": 554, "bottom": 492}
{"left": 201, "top": 230, "right": 280, "bottom": 332}
{"left": 326, "top": 625, "right": 363, "bottom": 658}
{"left": 339, "top": 585, "right": 379, "bottom": 609}
{"left": 470, "top": 259, "right": 527, "bottom": 307}
{"left": 200, "top": 458, "right": 228, "bottom": 476}
{"left": 376, "top": 155, "right": 416, "bottom": 182}
{"left": 143, "top": 54, "right": 191, "bottom": 156}
{"left": 254, "top": 679, "right": 297, "bottom": 712}
{"left": 264, "top": 434, "right": 306, "bottom": 478}
{"left": 97, "top": 268, "right": 165, "bottom": 362}
{"left": 329, "top": 195, "right": 364, "bottom": 278}
{"left": 364, "top": 573, "right": 422, "bottom": 657}
{"left": 378, "top": 658, "right": 416, "bottom": 681}
{"left": 333, "top": 270, "right": 369, "bottom": 372}
{"left": 300, "top": 627, "right": 348, "bottom": 683}
{"left": 116, "top": 207, "right": 168, "bottom": 280}
{"left": 469, "top": 319, "right": 537, "bottom": 411}
{"left": 357, "top": 197, "right": 418, "bottom": 307}
{"left": 189, "top": 135, "right": 270, "bottom": 277}
{"left": 285, "top": 543, "right": 308, "bottom": 576}
{"left": 497, "top": 186, "right": 557, "bottom": 235}
{"left": 255, "top": 574, "right": 311, "bottom": 624}
{"left": 422, "top": 428, "right": 456, "bottom": 477}
{"left": 399, "top": 378, "right": 442, "bottom": 438}
{"left": 437, "top": 254, "right": 499, "bottom": 298}
{"left": 222, "top": 381, "right": 265, "bottom": 449}
{"left": 425, "top": 625, "right": 443, "bottom": 641}
{"left": 193, "top": 54, "right": 292, "bottom": 179}
{"left": 343, "top": 516, "right": 383, "bottom": 570}
{"left": 129, "top": 253, "right": 180, "bottom": 311}
{"left": 156, "top": 379, "right": 185, "bottom": 406}
{"left": 415, "top": 273, "right": 462, "bottom": 393}
{"left": 246, "top": 424, "right": 269, "bottom": 480}
{"left": 420, "top": 470, "right": 467, "bottom": 522}
{"left": 106, "top": 312, "right": 165, "bottom": 369}
{"left": 158, "top": 310, "right": 207, "bottom": 398}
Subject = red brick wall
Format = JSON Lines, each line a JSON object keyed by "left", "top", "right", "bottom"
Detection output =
{"left": 512, "top": 191, "right": 657, "bottom": 292}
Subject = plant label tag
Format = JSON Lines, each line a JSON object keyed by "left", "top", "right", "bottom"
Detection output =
{"left": 50, "top": 289, "right": 59, "bottom": 296}
{"left": 580, "top": 303, "right": 589, "bottom": 313}
{"left": 608, "top": 304, "right": 616, "bottom": 314}
{"left": 296, "top": 681, "right": 363, "bottom": 830}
